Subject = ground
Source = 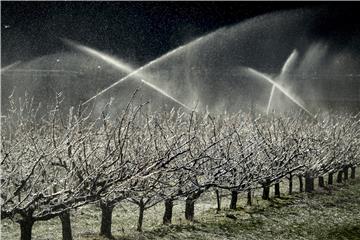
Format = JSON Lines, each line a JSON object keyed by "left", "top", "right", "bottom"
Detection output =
{"left": 2, "top": 178, "right": 360, "bottom": 240}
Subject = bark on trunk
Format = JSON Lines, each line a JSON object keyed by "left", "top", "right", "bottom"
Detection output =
{"left": 288, "top": 174, "right": 293, "bottom": 195}
{"left": 59, "top": 210, "right": 73, "bottom": 240}
{"left": 274, "top": 182, "right": 280, "bottom": 197}
{"left": 262, "top": 179, "right": 271, "bottom": 200}
{"left": 137, "top": 200, "right": 145, "bottom": 232}
{"left": 351, "top": 167, "right": 356, "bottom": 179}
{"left": 298, "top": 176, "right": 304, "bottom": 192}
{"left": 247, "top": 190, "right": 252, "bottom": 206}
{"left": 343, "top": 166, "right": 349, "bottom": 181}
{"left": 163, "top": 199, "right": 173, "bottom": 225}
{"left": 185, "top": 197, "right": 195, "bottom": 221}
{"left": 337, "top": 170, "right": 343, "bottom": 183}
{"left": 305, "top": 175, "right": 314, "bottom": 193}
{"left": 185, "top": 190, "right": 203, "bottom": 221}
{"left": 318, "top": 176, "right": 325, "bottom": 188}
{"left": 229, "top": 190, "right": 238, "bottom": 209}
{"left": 215, "top": 189, "right": 221, "bottom": 213}
{"left": 328, "top": 172, "right": 334, "bottom": 185}
{"left": 100, "top": 203, "right": 114, "bottom": 238}
{"left": 19, "top": 219, "right": 34, "bottom": 240}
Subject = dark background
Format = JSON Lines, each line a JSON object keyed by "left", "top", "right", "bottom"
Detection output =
{"left": 3, "top": 1, "right": 360, "bottom": 66}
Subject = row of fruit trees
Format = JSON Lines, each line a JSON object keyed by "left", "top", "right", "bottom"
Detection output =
{"left": 1, "top": 93, "right": 359, "bottom": 240}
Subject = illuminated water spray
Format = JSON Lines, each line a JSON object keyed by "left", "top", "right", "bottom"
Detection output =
{"left": 246, "top": 67, "right": 314, "bottom": 117}
{"left": 63, "top": 39, "right": 197, "bottom": 111}
{"left": 3, "top": 69, "right": 81, "bottom": 75}
{"left": 1, "top": 59, "right": 80, "bottom": 75}
{"left": 62, "top": 29, "right": 217, "bottom": 107}
{"left": 140, "top": 80, "right": 193, "bottom": 111}
{"left": 62, "top": 39, "right": 134, "bottom": 74}
{"left": 67, "top": 36, "right": 205, "bottom": 106}
{"left": 266, "top": 50, "right": 298, "bottom": 114}
{"left": 1, "top": 61, "right": 21, "bottom": 73}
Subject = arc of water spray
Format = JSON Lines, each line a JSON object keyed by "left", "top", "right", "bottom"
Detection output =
{"left": 62, "top": 39, "right": 134, "bottom": 74}
{"left": 63, "top": 39, "right": 198, "bottom": 111}
{"left": 266, "top": 85, "right": 276, "bottom": 114}
{"left": 139, "top": 80, "right": 193, "bottom": 111}
{"left": 62, "top": 36, "right": 206, "bottom": 107}
{"left": 3, "top": 69, "right": 82, "bottom": 75}
{"left": 1, "top": 61, "right": 21, "bottom": 73}
{"left": 266, "top": 50, "right": 298, "bottom": 114}
{"left": 246, "top": 67, "right": 314, "bottom": 117}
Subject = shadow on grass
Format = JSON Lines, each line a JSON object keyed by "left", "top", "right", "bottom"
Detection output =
{"left": 324, "top": 225, "right": 360, "bottom": 240}
{"left": 79, "top": 178, "right": 360, "bottom": 240}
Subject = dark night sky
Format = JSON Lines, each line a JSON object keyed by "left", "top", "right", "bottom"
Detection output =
{"left": 2, "top": 1, "right": 360, "bottom": 66}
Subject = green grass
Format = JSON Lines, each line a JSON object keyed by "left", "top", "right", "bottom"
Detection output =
{"left": 2, "top": 178, "right": 360, "bottom": 240}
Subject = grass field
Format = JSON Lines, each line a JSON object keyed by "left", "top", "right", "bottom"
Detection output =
{"left": 2, "top": 178, "right": 360, "bottom": 240}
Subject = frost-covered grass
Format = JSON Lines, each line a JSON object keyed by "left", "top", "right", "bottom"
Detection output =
{"left": 2, "top": 178, "right": 360, "bottom": 240}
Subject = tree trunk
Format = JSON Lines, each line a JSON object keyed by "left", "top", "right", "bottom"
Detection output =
{"left": 185, "top": 190, "right": 204, "bottom": 221}
{"left": 305, "top": 174, "right": 314, "bottom": 193}
{"left": 185, "top": 197, "right": 195, "bottom": 221}
{"left": 328, "top": 172, "right": 333, "bottom": 185}
{"left": 288, "top": 174, "right": 293, "bottom": 195}
{"left": 100, "top": 203, "right": 114, "bottom": 238}
{"left": 137, "top": 200, "right": 145, "bottom": 232}
{"left": 229, "top": 190, "right": 238, "bottom": 209}
{"left": 59, "top": 210, "right": 73, "bottom": 240}
{"left": 318, "top": 176, "right": 325, "bottom": 188}
{"left": 262, "top": 179, "right": 271, "bottom": 200}
{"left": 274, "top": 182, "right": 280, "bottom": 197}
{"left": 215, "top": 189, "right": 221, "bottom": 213}
{"left": 163, "top": 199, "right": 173, "bottom": 225}
{"left": 247, "top": 190, "right": 252, "bottom": 206}
{"left": 19, "top": 219, "right": 34, "bottom": 240}
{"left": 298, "top": 176, "right": 304, "bottom": 192}
{"left": 343, "top": 166, "right": 349, "bottom": 181}
{"left": 337, "top": 170, "right": 343, "bottom": 183}
{"left": 351, "top": 167, "right": 356, "bottom": 179}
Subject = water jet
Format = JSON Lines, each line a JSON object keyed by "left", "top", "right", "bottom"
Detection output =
{"left": 63, "top": 40, "right": 196, "bottom": 111}
{"left": 1, "top": 61, "right": 21, "bottom": 73}
{"left": 246, "top": 67, "right": 314, "bottom": 117}
{"left": 267, "top": 50, "right": 298, "bottom": 114}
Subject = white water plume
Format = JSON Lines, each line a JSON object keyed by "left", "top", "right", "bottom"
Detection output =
{"left": 246, "top": 67, "right": 314, "bottom": 117}
{"left": 61, "top": 10, "right": 315, "bottom": 113}
{"left": 266, "top": 49, "right": 299, "bottom": 114}
{"left": 63, "top": 34, "right": 211, "bottom": 105}
{"left": 1, "top": 61, "right": 21, "bottom": 73}
{"left": 3, "top": 69, "right": 81, "bottom": 75}
{"left": 280, "top": 49, "right": 298, "bottom": 75}
{"left": 62, "top": 39, "right": 134, "bottom": 74}
{"left": 140, "top": 80, "right": 194, "bottom": 111}
{"left": 63, "top": 40, "right": 195, "bottom": 111}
